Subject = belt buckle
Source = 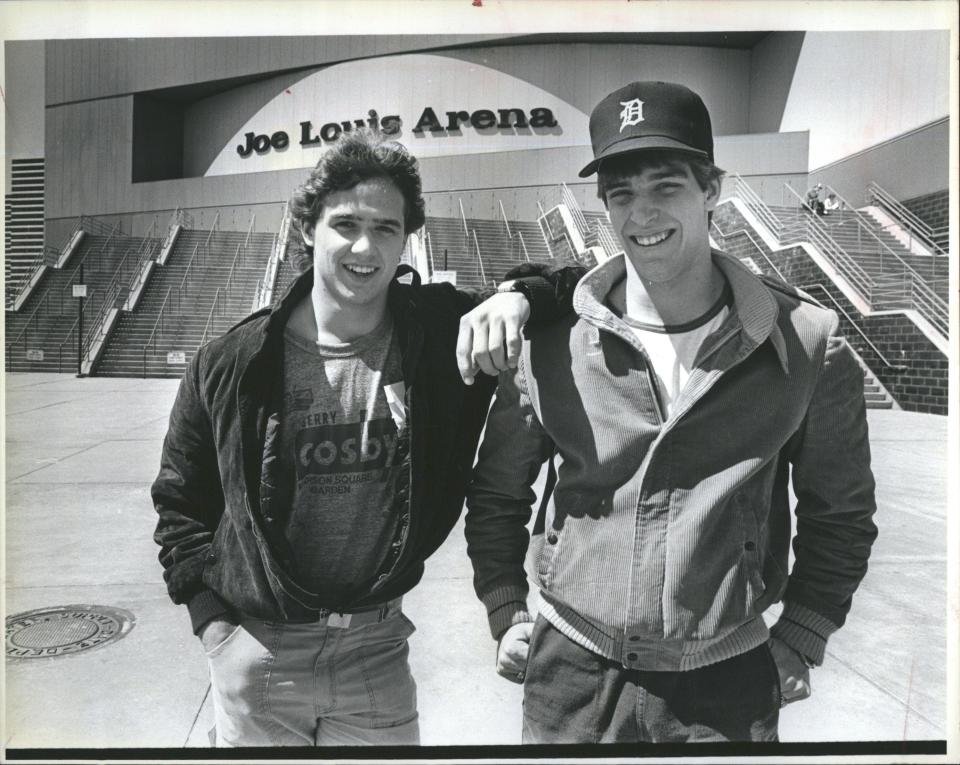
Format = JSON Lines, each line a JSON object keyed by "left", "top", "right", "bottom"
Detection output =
{"left": 327, "top": 612, "right": 352, "bottom": 629}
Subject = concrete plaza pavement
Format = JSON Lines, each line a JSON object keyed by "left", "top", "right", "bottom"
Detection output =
{"left": 2, "top": 372, "right": 953, "bottom": 750}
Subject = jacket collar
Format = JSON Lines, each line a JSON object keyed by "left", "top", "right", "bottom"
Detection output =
{"left": 572, "top": 250, "right": 789, "bottom": 373}
{"left": 258, "top": 263, "right": 422, "bottom": 351}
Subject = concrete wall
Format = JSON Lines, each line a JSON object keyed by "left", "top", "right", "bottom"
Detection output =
{"left": 43, "top": 36, "right": 501, "bottom": 105}
{"left": 443, "top": 43, "right": 753, "bottom": 136}
{"left": 779, "top": 30, "right": 951, "bottom": 170}
{"left": 4, "top": 41, "right": 46, "bottom": 187}
{"left": 808, "top": 119, "right": 950, "bottom": 206}
{"left": 748, "top": 32, "right": 805, "bottom": 134}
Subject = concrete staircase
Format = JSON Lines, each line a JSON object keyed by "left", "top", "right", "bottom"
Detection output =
{"left": 5, "top": 234, "right": 153, "bottom": 373}
{"left": 769, "top": 205, "right": 949, "bottom": 302}
{"left": 95, "top": 229, "right": 275, "bottom": 378}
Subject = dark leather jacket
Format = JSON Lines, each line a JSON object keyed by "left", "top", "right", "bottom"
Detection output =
{"left": 152, "top": 264, "right": 577, "bottom": 633}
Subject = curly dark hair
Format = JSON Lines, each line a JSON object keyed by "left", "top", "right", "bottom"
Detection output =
{"left": 287, "top": 129, "right": 426, "bottom": 272}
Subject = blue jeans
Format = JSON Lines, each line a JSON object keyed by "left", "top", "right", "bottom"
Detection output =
{"left": 205, "top": 607, "right": 419, "bottom": 746}
{"left": 522, "top": 616, "right": 780, "bottom": 743}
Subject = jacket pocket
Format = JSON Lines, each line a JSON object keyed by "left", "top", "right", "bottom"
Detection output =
{"left": 204, "top": 622, "right": 245, "bottom": 659}
{"left": 737, "top": 492, "right": 768, "bottom": 607}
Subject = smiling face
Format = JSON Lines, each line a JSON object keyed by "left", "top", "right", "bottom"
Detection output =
{"left": 602, "top": 158, "right": 720, "bottom": 287}
{"left": 302, "top": 177, "right": 406, "bottom": 331}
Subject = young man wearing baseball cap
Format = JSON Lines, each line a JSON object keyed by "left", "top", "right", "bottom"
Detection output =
{"left": 465, "top": 81, "right": 877, "bottom": 743}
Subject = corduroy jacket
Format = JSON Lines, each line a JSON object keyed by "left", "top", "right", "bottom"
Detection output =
{"left": 152, "top": 264, "right": 577, "bottom": 634}
{"left": 465, "top": 252, "right": 877, "bottom": 671}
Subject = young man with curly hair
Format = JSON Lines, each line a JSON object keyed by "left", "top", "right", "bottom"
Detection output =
{"left": 466, "top": 82, "right": 877, "bottom": 743}
{"left": 152, "top": 129, "right": 578, "bottom": 747}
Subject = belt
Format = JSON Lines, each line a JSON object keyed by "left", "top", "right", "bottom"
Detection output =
{"left": 286, "top": 597, "right": 403, "bottom": 629}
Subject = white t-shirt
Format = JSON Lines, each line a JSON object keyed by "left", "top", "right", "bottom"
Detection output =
{"left": 620, "top": 283, "right": 731, "bottom": 417}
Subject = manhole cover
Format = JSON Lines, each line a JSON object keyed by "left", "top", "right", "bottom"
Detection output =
{"left": 6, "top": 605, "right": 135, "bottom": 660}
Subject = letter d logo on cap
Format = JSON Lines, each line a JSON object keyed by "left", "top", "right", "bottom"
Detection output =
{"left": 619, "top": 99, "right": 645, "bottom": 131}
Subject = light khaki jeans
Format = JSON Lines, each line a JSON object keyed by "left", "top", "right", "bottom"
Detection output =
{"left": 205, "top": 610, "right": 419, "bottom": 746}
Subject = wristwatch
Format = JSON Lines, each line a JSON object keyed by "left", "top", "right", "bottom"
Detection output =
{"left": 497, "top": 278, "right": 532, "bottom": 300}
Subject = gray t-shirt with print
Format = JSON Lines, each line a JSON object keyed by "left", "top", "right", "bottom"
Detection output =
{"left": 279, "top": 315, "right": 405, "bottom": 598}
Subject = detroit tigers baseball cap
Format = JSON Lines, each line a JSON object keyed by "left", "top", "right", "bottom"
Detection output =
{"left": 578, "top": 81, "right": 714, "bottom": 177}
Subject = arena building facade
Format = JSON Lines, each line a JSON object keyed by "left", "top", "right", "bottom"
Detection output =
{"left": 3, "top": 30, "right": 953, "bottom": 412}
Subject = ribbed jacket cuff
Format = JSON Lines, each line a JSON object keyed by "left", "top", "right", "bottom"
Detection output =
{"left": 481, "top": 584, "right": 531, "bottom": 641}
{"left": 187, "top": 589, "right": 233, "bottom": 635}
{"left": 769, "top": 600, "right": 838, "bottom": 666}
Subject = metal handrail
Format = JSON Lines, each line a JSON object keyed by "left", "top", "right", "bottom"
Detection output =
{"left": 590, "top": 219, "right": 623, "bottom": 260}
{"left": 733, "top": 175, "right": 784, "bottom": 240}
{"left": 244, "top": 214, "right": 256, "bottom": 249}
{"left": 867, "top": 182, "right": 947, "bottom": 255}
{"left": 560, "top": 183, "right": 588, "bottom": 236}
{"left": 224, "top": 242, "right": 245, "bottom": 296}
{"left": 778, "top": 184, "right": 876, "bottom": 296}
{"left": 127, "top": 235, "right": 162, "bottom": 298}
{"left": 780, "top": 183, "right": 947, "bottom": 333}
{"left": 79, "top": 214, "right": 118, "bottom": 237}
{"left": 458, "top": 199, "right": 469, "bottom": 242}
{"left": 710, "top": 220, "right": 788, "bottom": 282}
{"left": 142, "top": 287, "right": 175, "bottom": 377}
{"left": 425, "top": 230, "right": 436, "bottom": 274}
{"left": 822, "top": 185, "right": 946, "bottom": 281}
{"left": 733, "top": 175, "right": 947, "bottom": 340}
{"left": 254, "top": 204, "right": 290, "bottom": 310}
{"left": 498, "top": 199, "right": 512, "bottom": 239}
{"left": 517, "top": 230, "right": 531, "bottom": 263}
{"left": 203, "top": 211, "right": 220, "bottom": 251}
{"left": 801, "top": 283, "right": 908, "bottom": 372}
{"left": 6, "top": 248, "right": 49, "bottom": 306}
{"left": 199, "top": 288, "right": 224, "bottom": 347}
{"left": 57, "top": 314, "right": 82, "bottom": 373}
{"left": 179, "top": 243, "right": 205, "bottom": 295}
{"left": 6, "top": 290, "right": 55, "bottom": 353}
{"left": 61, "top": 223, "right": 122, "bottom": 301}
{"left": 472, "top": 230, "right": 487, "bottom": 285}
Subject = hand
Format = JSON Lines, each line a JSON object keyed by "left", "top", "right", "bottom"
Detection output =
{"left": 496, "top": 621, "right": 534, "bottom": 684}
{"left": 198, "top": 616, "right": 240, "bottom": 653}
{"left": 457, "top": 293, "right": 530, "bottom": 385}
{"left": 769, "top": 637, "right": 812, "bottom": 707}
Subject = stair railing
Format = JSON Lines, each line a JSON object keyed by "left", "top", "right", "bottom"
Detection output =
{"left": 498, "top": 199, "right": 513, "bottom": 240}
{"left": 560, "top": 183, "right": 589, "bottom": 237}
{"left": 79, "top": 214, "right": 119, "bottom": 237}
{"left": 6, "top": 290, "right": 56, "bottom": 356}
{"left": 253, "top": 204, "right": 290, "bottom": 310}
{"left": 200, "top": 288, "right": 225, "bottom": 347}
{"left": 224, "top": 241, "right": 246, "bottom": 297}
{"left": 517, "top": 230, "right": 531, "bottom": 263}
{"left": 425, "top": 230, "right": 436, "bottom": 274}
{"left": 57, "top": 314, "right": 82, "bottom": 373}
{"left": 591, "top": 220, "right": 623, "bottom": 260}
{"left": 458, "top": 199, "right": 469, "bottom": 246}
{"left": 179, "top": 242, "right": 206, "bottom": 298}
{"left": 867, "top": 182, "right": 948, "bottom": 256}
{"left": 824, "top": 185, "right": 947, "bottom": 281}
{"left": 710, "top": 220, "right": 788, "bottom": 282}
{"left": 142, "top": 287, "right": 175, "bottom": 378}
{"left": 472, "top": 230, "right": 487, "bottom": 286}
{"left": 801, "top": 284, "right": 908, "bottom": 372}
{"left": 203, "top": 211, "right": 221, "bottom": 250}
{"left": 777, "top": 184, "right": 876, "bottom": 300}
{"left": 6, "top": 248, "right": 49, "bottom": 308}
{"left": 781, "top": 183, "right": 947, "bottom": 333}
